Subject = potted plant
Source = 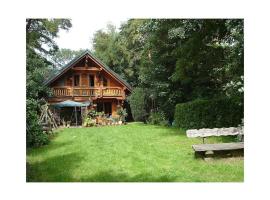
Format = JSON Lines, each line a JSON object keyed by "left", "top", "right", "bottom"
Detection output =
{"left": 116, "top": 108, "right": 127, "bottom": 125}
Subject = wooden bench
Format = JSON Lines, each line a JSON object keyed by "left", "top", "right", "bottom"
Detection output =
{"left": 192, "top": 142, "right": 244, "bottom": 158}
{"left": 186, "top": 127, "right": 244, "bottom": 158}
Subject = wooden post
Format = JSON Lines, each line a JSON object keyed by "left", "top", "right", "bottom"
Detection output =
{"left": 75, "top": 106, "right": 77, "bottom": 126}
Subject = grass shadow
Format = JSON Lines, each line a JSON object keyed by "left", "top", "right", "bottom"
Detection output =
{"left": 27, "top": 140, "right": 74, "bottom": 156}
{"left": 80, "top": 170, "right": 177, "bottom": 182}
{"left": 27, "top": 152, "right": 84, "bottom": 182}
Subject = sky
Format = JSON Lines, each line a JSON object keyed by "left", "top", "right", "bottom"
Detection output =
{"left": 55, "top": 18, "right": 128, "bottom": 51}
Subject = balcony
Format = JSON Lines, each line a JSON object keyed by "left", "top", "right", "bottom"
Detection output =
{"left": 52, "top": 87, "right": 124, "bottom": 98}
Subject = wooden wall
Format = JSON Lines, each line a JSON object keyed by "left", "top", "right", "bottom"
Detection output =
{"left": 51, "top": 69, "right": 123, "bottom": 88}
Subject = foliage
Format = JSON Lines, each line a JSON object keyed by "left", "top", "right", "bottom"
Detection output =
{"left": 51, "top": 48, "right": 86, "bottom": 68}
{"left": 27, "top": 123, "right": 243, "bottom": 182}
{"left": 116, "top": 107, "right": 128, "bottom": 122}
{"left": 92, "top": 24, "right": 119, "bottom": 70}
{"left": 26, "top": 18, "right": 72, "bottom": 147}
{"left": 147, "top": 111, "right": 168, "bottom": 126}
{"left": 97, "top": 111, "right": 105, "bottom": 117}
{"left": 174, "top": 98, "right": 243, "bottom": 129}
{"left": 82, "top": 109, "right": 98, "bottom": 127}
{"left": 92, "top": 19, "right": 244, "bottom": 122}
{"left": 26, "top": 48, "right": 52, "bottom": 147}
{"left": 127, "top": 88, "right": 148, "bottom": 122}
{"left": 26, "top": 19, "right": 72, "bottom": 55}
{"left": 26, "top": 48, "right": 52, "bottom": 99}
{"left": 92, "top": 20, "right": 146, "bottom": 87}
{"left": 26, "top": 99, "right": 49, "bottom": 147}
{"left": 83, "top": 117, "right": 95, "bottom": 127}
{"left": 83, "top": 109, "right": 98, "bottom": 118}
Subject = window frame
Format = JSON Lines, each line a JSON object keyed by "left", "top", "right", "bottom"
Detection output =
{"left": 89, "top": 74, "right": 95, "bottom": 87}
{"left": 103, "top": 76, "right": 108, "bottom": 87}
{"left": 74, "top": 74, "right": 80, "bottom": 87}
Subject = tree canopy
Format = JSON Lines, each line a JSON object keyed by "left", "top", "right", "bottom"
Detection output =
{"left": 92, "top": 19, "right": 244, "bottom": 121}
{"left": 26, "top": 19, "right": 72, "bottom": 147}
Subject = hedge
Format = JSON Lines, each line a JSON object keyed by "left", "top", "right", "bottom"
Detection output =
{"left": 174, "top": 98, "right": 243, "bottom": 129}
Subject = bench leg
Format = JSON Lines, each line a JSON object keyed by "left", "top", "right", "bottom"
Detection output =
{"left": 204, "top": 150, "right": 214, "bottom": 161}
{"left": 202, "top": 137, "right": 206, "bottom": 144}
{"left": 194, "top": 151, "right": 204, "bottom": 158}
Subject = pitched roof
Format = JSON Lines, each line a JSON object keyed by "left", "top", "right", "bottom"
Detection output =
{"left": 44, "top": 50, "right": 132, "bottom": 91}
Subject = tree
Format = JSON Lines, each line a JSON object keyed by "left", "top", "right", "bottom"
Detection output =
{"left": 51, "top": 48, "right": 86, "bottom": 68}
{"left": 92, "top": 19, "right": 244, "bottom": 123}
{"left": 26, "top": 19, "right": 72, "bottom": 147}
{"left": 127, "top": 88, "right": 148, "bottom": 122}
{"left": 26, "top": 47, "right": 52, "bottom": 147}
{"left": 26, "top": 19, "right": 72, "bottom": 55}
{"left": 92, "top": 20, "right": 146, "bottom": 87}
{"left": 92, "top": 24, "right": 120, "bottom": 72}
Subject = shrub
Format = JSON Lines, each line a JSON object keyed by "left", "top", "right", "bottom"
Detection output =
{"left": 26, "top": 99, "right": 49, "bottom": 147}
{"left": 174, "top": 98, "right": 243, "bottom": 129}
{"left": 83, "top": 117, "right": 95, "bottom": 127}
{"left": 127, "top": 88, "right": 148, "bottom": 122}
{"left": 116, "top": 107, "right": 128, "bottom": 122}
{"left": 148, "top": 111, "right": 168, "bottom": 126}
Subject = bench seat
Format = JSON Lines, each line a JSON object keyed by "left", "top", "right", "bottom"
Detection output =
{"left": 192, "top": 142, "right": 244, "bottom": 152}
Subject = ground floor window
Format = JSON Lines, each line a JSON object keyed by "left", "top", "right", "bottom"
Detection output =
{"left": 97, "top": 102, "right": 112, "bottom": 115}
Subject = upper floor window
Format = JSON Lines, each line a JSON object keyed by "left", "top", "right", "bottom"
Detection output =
{"left": 89, "top": 75, "right": 95, "bottom": 87}
{"left": 103, "top": 77, "right": 108, "bottom": 87}
{"left": 74, "top": 75, "right": 80, "bottom": 86}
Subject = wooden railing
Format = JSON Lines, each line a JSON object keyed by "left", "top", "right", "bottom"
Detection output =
{"left": 52, "top": 87, "right": 124, "bottom": 97}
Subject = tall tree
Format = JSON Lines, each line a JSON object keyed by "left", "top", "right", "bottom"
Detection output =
{"left": 92, "top": 24, "right": 120, "bottom": 72}
{"left": 92, "top": 19, "right": 244, "bottom": 122}
{"left": 26, "top": 19, "right": 72, "bottom": 147}
{"left": 51, "top": 48, "right": 86, "bottom": 68}
{"left": 26, "top": 19, "right": 72, "bottom": 55}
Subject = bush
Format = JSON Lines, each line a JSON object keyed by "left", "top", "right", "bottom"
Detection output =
{"left": 83, "top": 117, "right": 95, "bottom": 127}
{"left": 174, "top": 98, "right": 243, "bottom": 129}
{"left": 127, "top": 88, "right": 148, "bottom": 122}
{"left": 148, "top": 111, "right": 168, "bottom": 126}
{"left": 116, "top": 107, "right": 128, "bottom": 122}
{"left": 26, "top": 99, "right": 49, "bottom": 147}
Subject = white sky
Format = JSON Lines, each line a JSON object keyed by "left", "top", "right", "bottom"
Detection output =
{"left": 55, "top": 18, "right": 128, "bottom": 51}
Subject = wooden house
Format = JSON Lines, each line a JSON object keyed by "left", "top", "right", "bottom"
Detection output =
{"left": 44, "top": 50, "right": 132, "bottom": 119}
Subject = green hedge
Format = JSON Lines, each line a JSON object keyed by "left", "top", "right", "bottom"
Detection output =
{"left": 174, "top": 98, "right": 243, "bottom": 129}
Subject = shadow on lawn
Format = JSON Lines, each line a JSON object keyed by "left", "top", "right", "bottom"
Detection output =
{"left": 79, "top": 171, "right": 177, "bottom": 182}
{"left": 27, "top": 150, "right": 177, "bottom": 182}
{"left": 27, "top": 152, "right": 84, "bottom": 182}
{"left": 27, "top": 153, "right": 178, "bottom": 182}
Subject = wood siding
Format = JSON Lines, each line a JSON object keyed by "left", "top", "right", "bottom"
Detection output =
{"left": 47, "top": 53, "right": 130, "bottom": 117}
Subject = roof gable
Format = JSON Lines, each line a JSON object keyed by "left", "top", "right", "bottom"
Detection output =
{"left": 44, "top": 50, "right": 132, "bottom": 91}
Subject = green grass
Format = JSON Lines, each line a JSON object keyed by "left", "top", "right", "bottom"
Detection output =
{"left": 26, "top": 122, "right": 244, "bottom": 182}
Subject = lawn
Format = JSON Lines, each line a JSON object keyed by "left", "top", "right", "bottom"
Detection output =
{"left": 26, "top": 122, "right": 244, "bottom": 182}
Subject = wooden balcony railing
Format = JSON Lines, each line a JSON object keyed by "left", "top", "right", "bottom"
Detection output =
{"left": 52, "top": 87, "right": 124, "bottom": 98}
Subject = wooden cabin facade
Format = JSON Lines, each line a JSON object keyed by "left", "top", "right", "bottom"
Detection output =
{"left": 44, "top": 50, "right": 132, "bottom": 117}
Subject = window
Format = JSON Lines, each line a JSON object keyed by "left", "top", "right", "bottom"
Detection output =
{"left": 89, "top": 75, "right": 95, "bottom": 87}
{"left": 74, "top": 75, "right": 80, "bottom": 86}
{"left": 103, "top": 77, "right": 108, "bottom": 87}
{"left": 97, "top": 102, "right": 112, "bottom": 115}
